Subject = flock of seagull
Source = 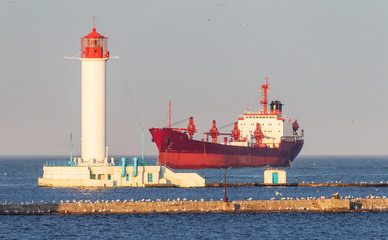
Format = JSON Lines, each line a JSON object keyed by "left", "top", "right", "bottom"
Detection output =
{"left": 2, "top": 191, "right": 388, "bottom": 206}
{"left": 204, "top": 1, "right": 248, "bottom": 27}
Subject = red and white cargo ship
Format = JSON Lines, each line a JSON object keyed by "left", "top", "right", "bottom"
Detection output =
{"left": 150, "top": 78, "right": 304, "bottom": 169}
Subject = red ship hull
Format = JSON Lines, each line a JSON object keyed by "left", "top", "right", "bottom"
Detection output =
{"left": 150, "top": 128, "right": 304, "bottom": 169}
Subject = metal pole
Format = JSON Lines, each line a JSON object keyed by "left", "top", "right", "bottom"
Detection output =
{"left": 169, "top": 100, "right": 171, "bottom": 128}
{"left": 142, "top": 128, "right": 144, "bottom": 164}
{"left": 70, "top": 133, "right": 73, "bottom": 166}
{"left": 224, "top": 168, "right": 228, "bottom": 202}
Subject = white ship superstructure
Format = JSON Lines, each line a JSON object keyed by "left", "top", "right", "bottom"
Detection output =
{"left": 235, "top": 109, "right": 294, "bottom": 148}
{"left": 229, "top": 78, "right": 302, "bottom": 148}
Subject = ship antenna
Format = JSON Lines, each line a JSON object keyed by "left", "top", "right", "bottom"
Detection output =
{"left": 260, "top": 77, "right": 270, "bottom": 114}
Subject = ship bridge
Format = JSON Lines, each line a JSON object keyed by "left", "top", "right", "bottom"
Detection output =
{"left": 233, "top": 111, "right": 293, "bottom": 148}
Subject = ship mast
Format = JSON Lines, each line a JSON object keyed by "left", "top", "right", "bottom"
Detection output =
{"left": 260, "top": 77, "right": 270, "bottom": 114}
{"left": 169, "top": 100, "right": 172, "bottom": 128}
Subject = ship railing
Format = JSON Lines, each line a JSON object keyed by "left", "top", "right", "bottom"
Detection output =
{"left": 281, "top": 135, "right": 304, "bottom": 143}
{"left": 44, "top": 161, "right": 74, "bottom": 167}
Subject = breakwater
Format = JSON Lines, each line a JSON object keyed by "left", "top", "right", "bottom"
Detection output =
{"left": 206, "top": 182, "right": 388, "bottom": 187}
{"left": 1, "top": 198, "right": 388, "bottom": 215}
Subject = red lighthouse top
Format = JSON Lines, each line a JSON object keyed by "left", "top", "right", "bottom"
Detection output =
{"left": 85, "top": 27, "right": 104, "bottom": 39}
{"left": 81, "top": 18, "right": 109, "bottom": 58}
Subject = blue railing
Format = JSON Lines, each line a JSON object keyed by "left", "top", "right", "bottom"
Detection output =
{"left": 45, "top": 161, "right": 73, "bottom": 167}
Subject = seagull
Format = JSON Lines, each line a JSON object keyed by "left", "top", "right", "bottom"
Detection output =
{"left": 206, "top": 18, "right": 212, "bottom": 22}
{"left": 275, "top": 191, "right": 282, "bottom": 196}
{"left": 9, "top": 1, "right": 14, "bottom": 5}
{"left": 217, "top": 2, "right": 227, "bottom": 7}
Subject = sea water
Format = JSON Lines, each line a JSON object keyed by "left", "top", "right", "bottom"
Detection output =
{"left": 0, "top": 156, "right": 387, "bottom": 239}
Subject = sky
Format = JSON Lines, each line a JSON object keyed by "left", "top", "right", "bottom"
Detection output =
{"left": 0, "top": 0, "right": 387, "bottom": 156}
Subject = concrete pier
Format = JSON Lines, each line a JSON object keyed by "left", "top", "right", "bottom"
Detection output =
{"left": 206, "top": 182, "right": 388, "bottom": 188}
{"left": 1, "top": 198, "right": 388, "bottom": 215}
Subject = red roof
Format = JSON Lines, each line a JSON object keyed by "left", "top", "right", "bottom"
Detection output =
{"left": 84, "top": 28, "right": 104, "bottom": 39}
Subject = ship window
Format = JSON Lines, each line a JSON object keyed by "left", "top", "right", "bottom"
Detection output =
{"left": 148, "top": 173, "right": 153, "bottom": 183}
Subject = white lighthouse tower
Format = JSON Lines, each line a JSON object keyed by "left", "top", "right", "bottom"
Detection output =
{"left": 80, "top": 22, "right": 110, "bottom": 165}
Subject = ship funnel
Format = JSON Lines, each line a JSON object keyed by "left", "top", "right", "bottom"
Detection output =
{"left": 270, "top": 100, "right": 283, "bottom": 115}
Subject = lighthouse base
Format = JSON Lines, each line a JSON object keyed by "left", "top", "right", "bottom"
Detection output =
{"left": 38, "top": 163, "right": 205, "bottom": 188}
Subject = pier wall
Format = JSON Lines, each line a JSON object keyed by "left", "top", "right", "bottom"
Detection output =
{"left": 1, "top": 198, "right": 388, "bottom": 215}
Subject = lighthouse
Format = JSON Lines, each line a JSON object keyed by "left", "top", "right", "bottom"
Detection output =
{"left": 80, "top": 22, "right": 110, "bottom": 165}
{"left": 38, "top": 20, "right": 205, "bottom": 188}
